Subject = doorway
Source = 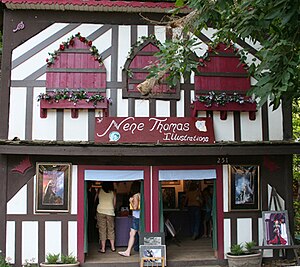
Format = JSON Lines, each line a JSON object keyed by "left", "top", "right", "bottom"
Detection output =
{"left": 160, "top": 179, "right": 217, "bottom": 262}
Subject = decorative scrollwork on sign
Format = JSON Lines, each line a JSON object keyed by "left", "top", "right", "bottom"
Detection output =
{"left": 13, "top": 21, "right": 25, "bottom": 33}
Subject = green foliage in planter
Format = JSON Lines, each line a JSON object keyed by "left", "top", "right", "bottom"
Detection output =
{"left": 0, "top": 251, "right": 10, "bottom": 267}
{"left": 244, "top": 241, "right": 256, "bottom": 253}
{"left": 45, "top": 253, "right": 60, "bottom": 264}
{"left": 195, "top": 91, "right": 255, "bottom": 107}
{"left": 230, "top": 244, "right": 245, "bottom": 256}
{"left": 60, "top": 254, "right": 77, "bottom": 264}
{"left": 23, "top": 258, "right": 38, "bottom": 267}
{"left": 37, "top": 89, "right": 111, "bottom": 107}
{"left": 44, "top": 253, "right": 78, "bottom": 264}
{"left": 230, "top": 241, "right": 258, "bottom": 256}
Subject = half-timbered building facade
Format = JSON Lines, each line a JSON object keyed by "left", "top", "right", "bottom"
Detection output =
{"left": 0, "top": 1, "right": 299, "bottom": 266}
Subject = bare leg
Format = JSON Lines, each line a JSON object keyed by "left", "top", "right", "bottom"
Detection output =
{"left": 100, "top": 240, "right": 106, "bottom": 252}
{"left": 118, "top": 229, "right": 137, "bottom": 256}
{"left": 110, "top": 239, "right": 116, "bottom": 251}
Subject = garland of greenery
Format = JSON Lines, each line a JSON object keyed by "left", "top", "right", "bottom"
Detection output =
{"left": 0, "top": 250, "right": 10, "bottom": 267}
{"left": 46, "top": 32, "right": 103, "bottom": 67}
{"left": 126, "top": 34, "right": 161, "bottom": 60}
{"left": 195, "top": 91, "right": 255, "bottom": 107}
{"left": 198, "top": 43, "right": 248, "bottom": 69}
{"left": 37, "top": 89, "right": 111, "bottom": 107}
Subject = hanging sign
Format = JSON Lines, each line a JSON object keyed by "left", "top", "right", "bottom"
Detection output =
{"left": 95, "top": 117, "right": 215, "bottom": 144}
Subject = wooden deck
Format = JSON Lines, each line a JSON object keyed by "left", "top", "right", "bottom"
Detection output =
{"left": 81, "top": 237, "right": 227, "bottom": 266}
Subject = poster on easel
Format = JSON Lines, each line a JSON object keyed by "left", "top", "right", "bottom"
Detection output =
{"left": 262, "top": 210, "right": 290, "bottom": 246}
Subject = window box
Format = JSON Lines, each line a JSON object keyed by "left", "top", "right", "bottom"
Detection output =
{"left": 191, "top": 101, "right": 257, "bottom": 120}
{"left": 40, "top": 99, "right": 109, "bottom": 118}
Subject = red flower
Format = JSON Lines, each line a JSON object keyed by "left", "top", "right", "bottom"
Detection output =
{"left": 69, "top": 39, "right": 75, "bottom": 46}
{"left": 199, "top": 58, "right": 204, "bottom": 63}
{"left": 80, "top": 37, "right": 86, "bottom": 42}
{"left": 88, "top": 40, "right": 92, "bottom": 46}
{"left": 94, "top": 57, "right": 98, "bottom": 61}
{"left": 46, "top": 58, "right": 49, "bottom": 62}
{"left": 60, "top": 44, "right": 65, "bottom": 51}
{"left": 208, "top": 47, "right": 213, "bottom": 52}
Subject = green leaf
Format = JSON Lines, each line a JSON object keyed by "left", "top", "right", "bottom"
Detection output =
{"left": 175, "top": 0, "right": 185, "bottom": 7}
{"left": 256, "top": 75, "right": 272, "bottom": 87}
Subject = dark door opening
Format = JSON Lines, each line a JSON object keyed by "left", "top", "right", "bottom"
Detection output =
{"left": 161, "top": 179, "right": 216, "bottom": 261}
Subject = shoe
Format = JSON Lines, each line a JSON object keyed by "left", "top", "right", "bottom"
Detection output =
{"left": 118, "top": 251, "right": 130, "bottom": 257}
{"left": 111, "top": 248, "right": 116, "bottom": 252}
{"left": 98, "top": 249, "right": 105, "bottom": 253}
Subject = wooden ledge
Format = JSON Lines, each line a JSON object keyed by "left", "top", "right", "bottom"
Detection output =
{"left": 191, "top": 101, "right": 257, "bottom": 120}
{"left": 39, "top": 99, "right": 109, "bottom": 118}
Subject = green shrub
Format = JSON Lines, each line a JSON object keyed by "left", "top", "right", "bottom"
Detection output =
{"left": 230, "top": 241, "right": 257, "bottom": 256}
{"left": 230, "top": 244, "right": 244, "bottom": 256}
{"left": 61, "top": 254, "right": 77, "bottom": 264}
{"left": 45, "top": 253, "right": 60, "bottom": 264}
{"left": 245, "top": 241, "right": 256, "bottom": 253}
{"left": 23, "top": 258, "right": 38, "bottom": 266}
{"left": 0, "top": 251, "right": 10, "bottom": 267}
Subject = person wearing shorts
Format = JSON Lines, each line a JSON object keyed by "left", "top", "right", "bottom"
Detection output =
{"left": 118, "top": 181, "right": 141, "bottom": 257}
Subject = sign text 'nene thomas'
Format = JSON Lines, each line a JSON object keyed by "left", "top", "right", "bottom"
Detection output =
{"left": 95, "top": 117, "right": 215, "bottom": 144}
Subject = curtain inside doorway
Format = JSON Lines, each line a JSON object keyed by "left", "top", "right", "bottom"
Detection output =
{"left": 85, "top": 170, "right": 144, "bottom": 181}
{"left": 159, "top": 169, "right": 216, "bottom": 181}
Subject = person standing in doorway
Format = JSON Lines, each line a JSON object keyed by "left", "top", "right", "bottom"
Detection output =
{"left": 118, "top": 181, "right": 141, "bottom": 257}
{"left": 96, "top": 181, "right": 116, "bottom": 253}
{"left": 202, "top": 185, "right": 213, "bottom": 238}
{"left": 185, "top": 182, "right": 203, "bottom": 240}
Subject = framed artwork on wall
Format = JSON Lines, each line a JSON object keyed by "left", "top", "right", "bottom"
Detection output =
{"left": 262, "top": 210, "right": 290, "bottom": 246}
{"left": 229, "top": 165, "right": 260, "bottom": 211}
{"left": 139, "top": 232, "right": 165, "bottom": 246}
{"left": 36, "top": 162, "right": 71, "bottom": 213}
{"left": 140, "top": 245, "right": 166, "bottom": 266}
{"left": 162, "top": 187, "right": 176, "bottom": 209}
{"left": 177, "top": 192, "right": 186, "bottom": 209}
{"left": 161, "top": 180, "right": 180, "bottom": 185}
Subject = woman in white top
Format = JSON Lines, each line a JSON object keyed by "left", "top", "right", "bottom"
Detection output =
{"left": 96, "top": 181, "right": 116, "bottom": 253}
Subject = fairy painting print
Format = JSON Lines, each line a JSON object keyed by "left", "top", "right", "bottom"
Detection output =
{"left": 262, "top": 211, "right": 290, "bottom": 246}
{"left": 229, "top": 165, "right": 260, "bottom": 211}
{"left": 140, "top": 245, "right": 166, "bottom": 266}
{"left": 36, "top": 163, "right": 71, "bottom": 213}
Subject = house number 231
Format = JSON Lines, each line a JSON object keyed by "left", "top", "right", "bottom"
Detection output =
{"left": 217, "top": 157, "right": 229, "bottom": 164}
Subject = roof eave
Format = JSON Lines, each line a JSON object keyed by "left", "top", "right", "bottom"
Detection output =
{"left": 3, "top": 2, "right": 191, "bottom": 14}
{"left": 0, "top": 140, "right": 299, "bottom": 156}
